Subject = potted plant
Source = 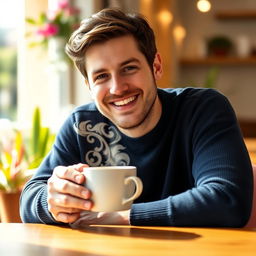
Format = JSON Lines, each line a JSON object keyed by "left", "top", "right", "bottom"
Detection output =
{"left": 207, "top": 36, "right": 233, "bottom": 57}
{"left": 26, "top": 0, "right": 80, "bottom": 61}
{"left": 0, "top": 120, "right": 27, "bottom": 222}
{"left": 0, "top": 107, "right": 55, "bottom": 222}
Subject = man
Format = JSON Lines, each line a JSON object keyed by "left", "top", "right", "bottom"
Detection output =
{"left": 20, "top": 8, "right": 253, "bottom": 227}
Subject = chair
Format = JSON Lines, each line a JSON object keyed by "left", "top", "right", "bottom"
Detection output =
{"left": 245, "top": 164, "right": 256, "bottom": 228}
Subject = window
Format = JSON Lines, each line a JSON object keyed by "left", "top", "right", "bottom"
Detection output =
{"left": 0, "top": 1, "right": 22, "bottom": 120}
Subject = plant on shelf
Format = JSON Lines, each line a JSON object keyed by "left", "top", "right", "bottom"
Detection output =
{"left": 26, "top": 0, "right": 80, "bottom": 49}
{"left": 207, "top": 36, "right": 233, "bottom": 57}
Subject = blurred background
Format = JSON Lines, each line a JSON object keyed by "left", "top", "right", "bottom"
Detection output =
{"left": 1, "top": 0, "right": 256, "bottom": 135}
{"left": 1, "top": 0, "right": 256, "bottom": 222}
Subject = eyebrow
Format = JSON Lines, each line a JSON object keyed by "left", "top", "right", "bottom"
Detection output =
{"left": 91, "top": 58, "right": 140, "bottom": 75}
{"left": 120, "top": 58, "right": 140, "bottom": 67}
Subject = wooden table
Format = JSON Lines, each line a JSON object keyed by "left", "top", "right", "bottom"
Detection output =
{"left": 0, "top": 224, "right": 255, "bottom": 256}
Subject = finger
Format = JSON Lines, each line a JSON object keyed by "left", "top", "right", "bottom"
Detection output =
{"left": 53, "top": 165, "right": 85, "bottom": 184}
{"left": 56, "top": 212, "right": 81, "bottom": 223}
{"left": 73, "top": 163, "right": 89, "bottom": 173}
{"left": 47, "top": 194, "right": 89, "bottom": 223}
{"left": 49, "top": 193, "right": 93, "bottom": 210}
{"left": 48, "top": 178, "right": 91, "bottom": 199}
{"left": 49, "top": 205, "right": 83, "bottom": 215}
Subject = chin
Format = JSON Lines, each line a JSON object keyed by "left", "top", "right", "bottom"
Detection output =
{"left": 115, "top": 118, "right": 143, "bottom": 130}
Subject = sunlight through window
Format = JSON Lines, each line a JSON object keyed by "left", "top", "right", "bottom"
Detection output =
{"left": 0, "top": 1, "right": 22, "bottom": 120}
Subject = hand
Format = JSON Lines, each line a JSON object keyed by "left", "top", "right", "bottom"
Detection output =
{"left": 70, "top": 209, "right": 131, "bottom": 228}
{"left": 47, "top": 163, "right": 93, "bottom": 223}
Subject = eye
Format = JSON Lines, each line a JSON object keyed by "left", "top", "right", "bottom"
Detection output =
{"left": 94, "top": 73, "right": 109, "bottom": 82}
{"left": 122, "top": 65, "right": 138, "bottom": 74}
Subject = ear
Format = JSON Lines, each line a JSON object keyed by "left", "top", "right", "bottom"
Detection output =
{"left": 153, "top": 53, "right": 163, "bottom": 80}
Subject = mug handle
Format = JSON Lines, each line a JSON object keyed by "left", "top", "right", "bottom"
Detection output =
{"left": 122, "top": 176, "right": 143, "bottom": 205}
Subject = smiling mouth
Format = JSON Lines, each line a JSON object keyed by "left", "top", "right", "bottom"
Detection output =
{"left": 112, "top": 95, "right": 137, "bottom": 107}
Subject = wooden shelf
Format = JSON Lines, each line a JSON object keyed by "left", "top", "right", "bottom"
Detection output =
{"left": 180, "top": 57, "right": 256, "bottom": 66}
{"left": 215, "top": 11, "right": 256, "bottom": 20}
{"left": 240, "top": 120, "right": 256, "bottom": 138}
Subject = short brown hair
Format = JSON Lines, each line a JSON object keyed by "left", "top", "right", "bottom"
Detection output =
{"left": 65, "top": 8, "right": 157, "bottom": 79}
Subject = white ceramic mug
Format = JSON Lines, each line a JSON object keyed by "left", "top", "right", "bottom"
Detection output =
{"left": 83, "top": 166, "right": 143, "bottom": 212}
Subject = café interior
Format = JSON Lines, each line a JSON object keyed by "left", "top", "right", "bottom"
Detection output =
{"left": 1, "top": 0, "right": 256, "bottom": 144}
{"left": 0, "top": 0, "right": 256, "bottom": 224}
{"left": 0, "top": 2, "right": 256, "bottom": 255}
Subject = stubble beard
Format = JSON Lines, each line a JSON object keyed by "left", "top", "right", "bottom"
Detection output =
{"left": 113, "top": 88, "right": 159, "bottom": 131}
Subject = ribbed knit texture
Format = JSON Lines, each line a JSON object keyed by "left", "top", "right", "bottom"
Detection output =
{"left": 20, "top": 88, "right": 253, "bottom": 227}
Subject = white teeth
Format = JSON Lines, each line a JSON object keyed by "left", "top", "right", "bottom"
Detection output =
{"left": 114, "top": 96, "right": 136, "bottom": 106}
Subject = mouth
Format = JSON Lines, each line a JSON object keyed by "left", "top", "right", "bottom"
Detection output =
{"left": 111, "top": 95, "right": 138, "bottom": 107}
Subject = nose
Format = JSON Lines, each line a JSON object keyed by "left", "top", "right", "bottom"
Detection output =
{"left": 109, "top": 74, "right": 128, "bottom": 95}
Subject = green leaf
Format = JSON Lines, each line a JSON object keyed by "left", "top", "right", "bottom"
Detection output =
{"left": 28, "top": 158, "right": 44, "bottom": 169}
{"left": 25, "top": 18, "right": 37, "bottom": 24}
{"left": 38, "top": 13, "right": 47, "bottom": 24}
{"left": 27, "top": 42, "right": 41, "bottom": 48}
{"left": 204, "top": 67, "right": 219, "bottom": 88}
{"left": 31, "top": 107, "right": 41, "bottom": 157}
{"left": 22, "top": 107, "right": 56, "bottom": 170}
{"left": 39, "top": 127, "right": 50, "bottom": 158}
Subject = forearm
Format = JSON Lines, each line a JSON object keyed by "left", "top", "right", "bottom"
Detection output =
{"left": 130, "top": 180, "right": 252, "bottom": 227}
{"left": 20, "top": 181, "right": 58, "bottom": 224}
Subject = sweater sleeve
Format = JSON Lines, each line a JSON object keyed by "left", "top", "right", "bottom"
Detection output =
{"left": 20, "top": 115, "right": 81, "bottom": 224}
{"left": 130, "top": 90, "right": 253, "bottom": 227}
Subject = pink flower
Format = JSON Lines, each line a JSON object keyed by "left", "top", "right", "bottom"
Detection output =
{"left": 58, "top": 0, "right": 69, "bottom": 10}
{"left": 37, "top": 23, "right": 59, "bottom": 38}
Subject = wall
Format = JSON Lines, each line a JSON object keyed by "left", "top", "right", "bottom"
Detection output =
{"left": 18, "top": 0, "right": 98, "bottom": 130}
{"left": 176, "top": 0, "right": 256, "bottom": 121}
{"left": 18, "top": 0, "right": 49, "bottom": 128}
{"left": 139, "top": 0, "right": 175, "bottom": 88}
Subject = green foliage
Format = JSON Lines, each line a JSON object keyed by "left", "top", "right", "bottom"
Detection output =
{"left": 0, "top": 107, "right": 55, "bottom": 192}
{"left": 208, "top": 36, "right": 232, "bottom": 48}
{"left": 26, "top": 2, "right": 80, "bottom": 49}
{"left": 0, "top": 130, "right": 27, "bottom": 192}
{"left": 0, "top": 47, "right": 17, "bottom": 89}
{"left": 207, "top": 36, "right": 233, "bottom": 56}
{"left": 204, "top": 67, "right": 219, "bottom": 88}
{"left": 186, "top": 67, "right": 219, "bottom": 89}
{"left": 26, "top": 107, "right": 55, "bottom": 169}
{"left": 0, "top": 46, "right": 17, "bottom": 120}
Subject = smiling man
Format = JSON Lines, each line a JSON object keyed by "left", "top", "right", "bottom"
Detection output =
{"left": 85, "top": 35, "right": 162, "bottom": 137}
{"left": 20, "top": 8, "right": 253, "bottom": 227}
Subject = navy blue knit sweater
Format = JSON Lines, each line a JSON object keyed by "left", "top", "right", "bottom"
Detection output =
{"left": 20, "top": 88, "right": 253, "bottom": 226}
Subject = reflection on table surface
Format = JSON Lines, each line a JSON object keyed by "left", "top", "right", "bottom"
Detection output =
{"left": 0, "top": 224, "right": 255, "bottom": 256}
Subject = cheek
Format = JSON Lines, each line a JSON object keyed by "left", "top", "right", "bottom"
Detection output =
{"left": 90, "top": 89, "right": 98, "bottom": 101}
{"left": 90, "top": 86, "right": 105, "bottom": 102}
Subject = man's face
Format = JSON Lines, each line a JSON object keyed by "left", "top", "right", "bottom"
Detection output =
{"left": 85, "top": 35, "right": 162, "bottom": 137}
